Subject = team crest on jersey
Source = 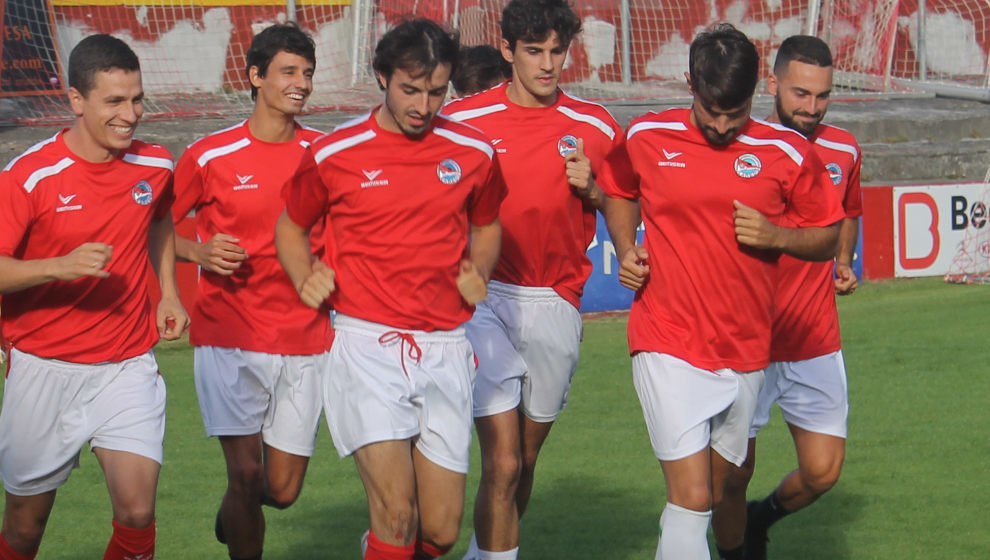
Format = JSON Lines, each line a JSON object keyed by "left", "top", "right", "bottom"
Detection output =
{"left": 734, "top": 154, "right": 762, "bottom": 178}
{"left": 825, "top": 162, "right": 843, "bottom": 185}
{"left": 132, "top": 180, "right": 153, "bottom": 205}
{"left": 557, "top": 135, "right": 579, "bottom": 157}
{"left": 437, "top": 159, "right": 462, "bottom": 185}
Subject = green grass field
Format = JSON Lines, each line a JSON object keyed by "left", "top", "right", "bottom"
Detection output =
{"left": 1, "top": 277, "right": 988, "bottom": 558}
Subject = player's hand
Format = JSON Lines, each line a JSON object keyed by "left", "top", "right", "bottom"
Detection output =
{"left": 733, "top": 200, "right": 780, "bottom": 250}
{"left": 618, "top": 245, "right": 650, "bottom": 290}
{"left": 297, "top": 260, "right": 335, "bottom": 309}
{"left": 54, "top": 242, "right": 113, "bottom": 281}
{"left": 157, "top": 296, "right": 190, "bottom": 341}
{"left": 834, "top": 262, "right": 858, "bottom": 295}
{"left": 457, "top": 259, "right": 488, "bottom": 305}
{"left": 196, "top": 233, "right": 247, "bottom": 275}
{"left": 566, "top": 138, "right": 596, "bottom": 198}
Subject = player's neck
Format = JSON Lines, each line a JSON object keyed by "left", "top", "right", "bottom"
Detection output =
{"left": 247, "top": 109, "right": 298, "bottom": 143}
{"left": 506, "top": 81, "right": 557, "bottom": 108}
{"left": 63, "top": 125, "right": 117, "bottom": 163}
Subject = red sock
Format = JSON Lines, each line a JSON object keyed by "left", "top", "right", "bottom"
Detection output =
{"left": 0, "top": 535, "right": 37, "bottom": 560}
{"left": 365, "top": 530, "right": 414, "bottom": 560}
{"left": 414, "top": 538, "right": 448, "bottom": 558}
{"left": 103, "top": 519, "right": 155, "bottom": 560}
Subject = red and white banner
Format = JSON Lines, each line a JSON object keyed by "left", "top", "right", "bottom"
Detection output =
{"left": 893, "top": 183, "right": 989, "bottom": 277}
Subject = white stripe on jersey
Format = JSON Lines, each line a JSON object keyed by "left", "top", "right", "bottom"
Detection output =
{"left": 433, "top": 127, "right": 495, "bottom": 159}
{"left": 445, "top": 104, "right": 508, "bottom": 122}
{"left": 123, "top": 153, "right": 174, "bottom": 171}
{"left": 627, "top": 121, "right": 688, "bottom": 139}
{"left": 314, "top": 129, "right": 376, "bottom": 164}
{"left": 197, "top": 137, "right": 251, "bottom": 168}
{"left": 736, "top": 134, "right": 804, "bottom": 167}
{"left": 556, "top": 105, "right": 616, "bottom": 140}
{"left": 186, "top": 120, "right": 246, "bottom": 152}
{"left": 23, "top": 157, "right": 74, "bottom": 193}
{"left": 3, "top": 135, "right": 59, "bottom": 172}
{"left": 815, "top": 137, "right": 859, "bottom": 162}
{"left": 333, "top": 113, "right": 372, "bottom": 132}
{"left": 752, "top": 118, "right": 807, "bottom": 139}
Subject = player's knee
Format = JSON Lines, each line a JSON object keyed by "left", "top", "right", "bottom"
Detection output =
{"left": 227, "top": 460, "right": 266, "bottom": 496}
{"left": 419, "top": 525, "right": 459, "bottom": 554}
{"left": 113, "top": 508, "right": 155, "bottom": 530}
{"left": 800, "top": 461, "right": 842, "bottom": 496}
{"left": 721, "top": 463, "right": 755, "bottom": 498}
{"left": 670, "top": 485, "right": 713, "bottom": 512}
{"left": 371, "top": 495, "right": 417, "bottom": 538}
{"left": 484, "top": 450, "right": 522, "bottom": 492}
{"left": 3, "top": 524, "right": 45, "bottom": 554}
{"left": 264, "top": 486, "right": 301, "bottom": 510}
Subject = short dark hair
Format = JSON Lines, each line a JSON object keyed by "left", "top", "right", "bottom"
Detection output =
{"left": 372, "top": 19, "right": 459, "bottom": 88}
{"left": 68, "top": 34, "right": 140, "bottom": 97}
{"left": 452, "top": 45, "right": 512, "bottom": 95}
{"left": 501, "top": 0, "right": 582, "bottom": 51}
{"left": 246, "top": 22, "right": 316, "bottom": 101}
{"left": 773, "top": 35, "right": 833, "bottom": 74}
{"left": 689, "top": 23, "right": 759, "bottom": 110}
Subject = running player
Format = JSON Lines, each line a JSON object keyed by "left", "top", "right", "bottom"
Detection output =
{"left": 275, "top": 19, "right": 505, "bottom": 560}
{"left": 443, "top": 1, "right": 621, "bottom": 558}
{"left": 0, "top": 34, "right": 188, "bottom": 559}
{"left": 599, "top": 24, "right": 845, "bottom": 560}
{"left": 710, "top": 35, "right": 862, "bottom": 560}
{"left": 451, "top": 45, "right": 511, "bottom": 97}
{"left": 171, "top": 23, "right": 331, "bottom": 560}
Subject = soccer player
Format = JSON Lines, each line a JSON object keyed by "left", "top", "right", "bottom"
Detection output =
{"left": 451, "top": 45, "right": 511, "bottom": 97}
{"left": 0, "top": 34, "right": 188, "bottom": 560}
{"left": 171, "top": 23, "right": 330, "bottom": 560}
{"left": 599, "top": 24, "right": 845, "bottom": 560}
{"left": 710, "top": 35, "right": 862, "bottom": 560}
{"left": 275, "top": 19, "right": 505, "bottom": 560}
{"left": 443, "top": 1, "right": 621, "bottom": 558}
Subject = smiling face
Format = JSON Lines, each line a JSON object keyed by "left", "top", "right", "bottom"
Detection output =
{"left": 502, "top": 31, "right": 567, "bottom": 107}
{"left": 376, "top": 63, "right": 451, "bottom": 137}
{"left": 251, "top": 50, "right": 314, "bottom": 117}
{"left": 67, "top": 67, "right": 144, "bottom": 162}
{"left": 768, "top": 59, "right": 833, "bottom": 136}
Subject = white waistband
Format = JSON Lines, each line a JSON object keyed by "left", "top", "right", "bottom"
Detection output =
{"left": 333, "top": 314, "right": 466, "bottom": 342}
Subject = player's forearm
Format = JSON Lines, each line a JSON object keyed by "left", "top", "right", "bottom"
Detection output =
{"left": 775, "top": 221, "right": 841, "bottom": 262}
{"left": 275, "top": 210, "right": 315, "bottom": 293}
{"left": 835, "top": 218, "right": 859, "bottom": 265}
{"left": 0, "top": 255, "right": 62, "bottom": 294}
{"left": 603, "top": 196, "right": 641, "bottom": 257}
{"left": 469, "top": 219, "right": 501, "bottom": 283}
{"left": 174, "top": 233, "right": 202, "bottom": 265}
{"left": 148, "top": 214, "right": 181, "bottom": 299}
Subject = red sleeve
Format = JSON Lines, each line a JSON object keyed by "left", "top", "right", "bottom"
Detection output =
{"left": 783, "top": 149, "right": 845, "bottom": 228}
{"left": 843, "top": 153, "right": 863, "bottom": 219}
{"left": 468, "top": 154, "right": 507, "bottom": 226}
{"left": 0, "top": 172, "right": 34, "bottom": 257}
{"left": 598, "top": 133, "right": 639, "bottom": 200}
{"left": 283, "top": 146, "right": 329, "bottom": 230}
{"left": 152, "top": 173, "right": 175, "bottom": 221}
{"left": 171, "top": 150, "right": 204, "bottom": 224}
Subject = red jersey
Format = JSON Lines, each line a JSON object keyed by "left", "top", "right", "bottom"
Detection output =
{"left": 771, "top": 123, "right": 863, "bottom": 362}
{"left": 443, "top": 83, "right": 622, "bottom": 308}
{"left": 173, "top": 120, "right": 332, "bottom": 355}
{"left": 0, "top": 131, "right": 175, "bottom": 363}
{"left": 599, "top": 109, "right": 845, "bottom": 371}
{"left": 284, "top": 111, "right": 507, "bottom": 331}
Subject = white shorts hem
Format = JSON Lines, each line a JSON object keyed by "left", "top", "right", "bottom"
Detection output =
{"left": 334, "top": 428, "right": 421, "bottom": 459}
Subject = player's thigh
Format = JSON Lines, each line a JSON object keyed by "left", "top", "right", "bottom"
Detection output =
{"left": 775, "top": 351, "right": 849, "bottom": 439}
{"left": 465, "top": 299, "right": 526, "bottom": 419}
{"left": 323, "top": 317, "right": 422, "bottom": 460}
{"left": 353, "top": 439, "right": 417, "bottom": 516}
{"left": 659, "top": 447, "right": 714, "bottom": 510}
{"left": 413, "top": 446, "right": 466, "bottom": 543}
{"left": 749, "top": 360, "right": 787, "bottom": 438}
{"left": 93, "top": 448, "right": 161, "bottom": 523}
{"left": 263, "top": 352, "right": 326, "bottom": 458}
{"left": 710, "top": 368, "right": 764, "bottom": 467}
{"left": 632, "top": 352, "right": 740, "bottom": 464}
{"left": 194, "top": 346, "right": 272, "bottom": 437}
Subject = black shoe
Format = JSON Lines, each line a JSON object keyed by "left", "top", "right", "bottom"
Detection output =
{"left": 215, "top": 509, "right": 227, "bottom": 545}
{"left": 744, "top": 500, "right": 769, "bottom": 560}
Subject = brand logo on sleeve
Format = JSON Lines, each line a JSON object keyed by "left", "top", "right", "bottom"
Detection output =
{"left": 437, "top": 159, "right": 462, "bottom": 184}
{"left": 131, "top": 181, "right": 153, "bottom": 205}
{"left": 360, "top": 169, "right": 389, "bottom": 188}
{"left": 825, "top": 162, "right": 843, "bottom": 185}
{"left": 56, "top": 193, "right": 82, "bottom": 212}
{"left": 734, "top": 154, "right": 762, "bottom": 178}
{"left": 557, "top": 135, "right": 578, "bottom": 157}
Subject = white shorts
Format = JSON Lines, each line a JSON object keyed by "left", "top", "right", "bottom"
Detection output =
{"left": 194, "top": 346, "right": 326, "bottom": 457}
{"left": 632, "top": 352, "right": 764, "bottom": 467}
{"left": 465, "top": 281, "right": 582, "bottom": 422}
{"left": 0, "top": 349, "right": 166, "bottom": 496}
{"left": 323, "top": 315, "right": 475, "bottom": 474}
{"left": 750, "top": 350, "right": 849, "bottom": 439}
